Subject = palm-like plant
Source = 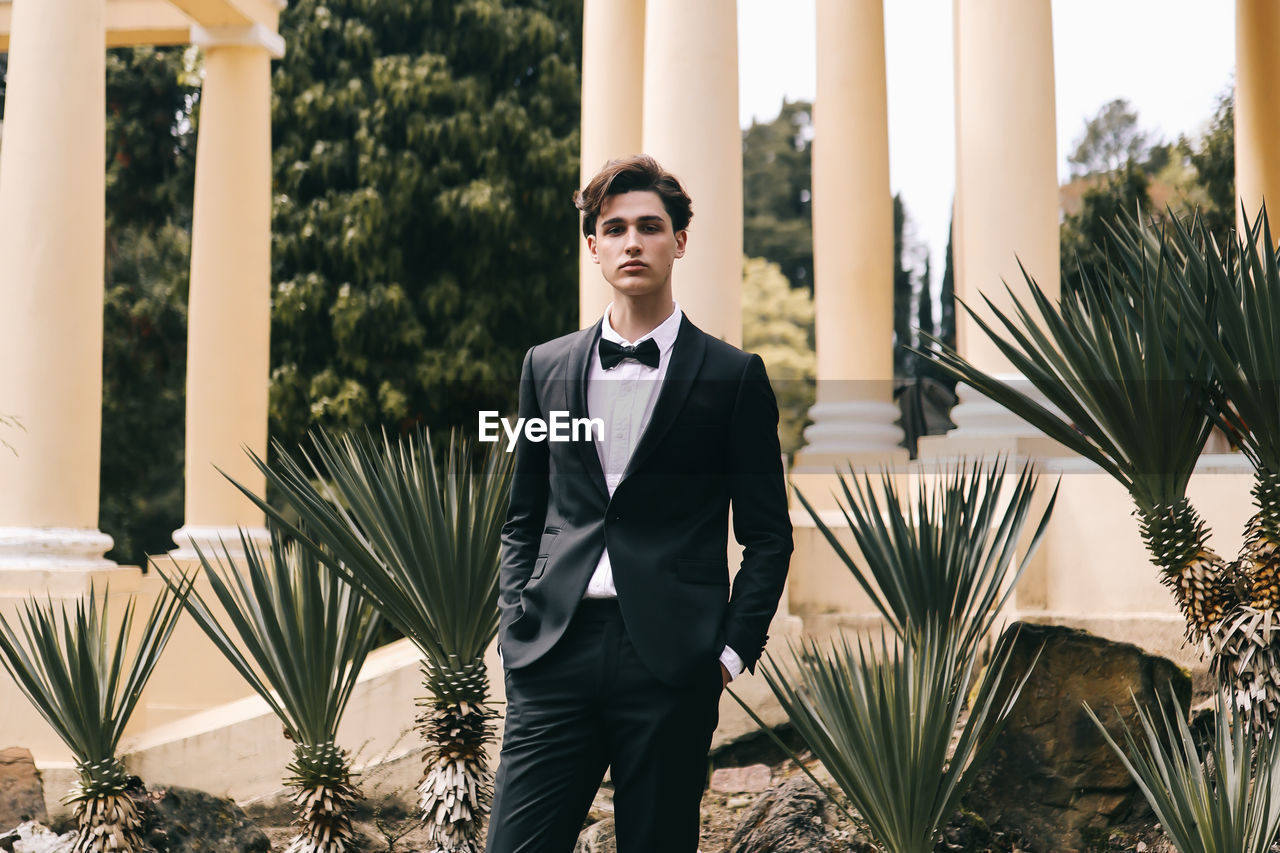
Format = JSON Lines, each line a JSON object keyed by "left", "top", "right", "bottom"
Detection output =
{"left": 741, "top": 626, "right": 1033, "bottom": 853}
{"left": 162, "top": 529, "right": 382, "bottom": 853}
{"left": 0, "top": 582, "right": 191, "bottom": 853}
{"left": 922, "top": 227, "right": 1231, "bottom": 639}
{"left": 1156, "top": 211, "right": 1280, "bottom": 716}
{"left": 1086, "top": 691, "right": 1280, "bottom": 853}
{"left": 227, "top": 429, "right": 514, "bottom": 853}
{"left": 922, "top": 208, "right": 1280, "bottom": 723}
{"left": 795, "top": 457, "right": 1056, "bottom": 665}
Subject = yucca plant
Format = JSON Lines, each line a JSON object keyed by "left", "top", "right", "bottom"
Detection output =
{"left": 161, "top": 529, "right": 382, "bottom": 853}
{"left": 920, "top": 215, "right": 1232, "bottom": 640}
{"left": 1086, "top": 690, "right": 1280, "bottom": 853}
{"left": 226, "top": 429, "right": 514, "bottom": 853}
{"left": 0, "top": 582, "right": 191, "bottom": 853}
{"left": 1158, "top": 210, "right": 1280, "bottom": 719}
{"left": 738, "top": 626, "right": 1034, "bottom": 853}
{"left": 795, "top": 457, "right": 1056, "bottom": 665}
{"left": 921, "top": 207, "right": 1280, "bottom": 724}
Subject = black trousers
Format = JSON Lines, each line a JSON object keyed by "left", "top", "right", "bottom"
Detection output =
{"left": 485, "top": 598, "right": 723, "bottom": 853}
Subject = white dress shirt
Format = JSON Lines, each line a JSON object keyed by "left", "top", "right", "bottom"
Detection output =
{"left": 583, "top": 302, "right": 745, "bottom": 681}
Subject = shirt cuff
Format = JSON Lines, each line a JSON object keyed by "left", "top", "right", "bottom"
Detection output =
{"left": 719, "top": 645, "right": 745, "bottom": 682}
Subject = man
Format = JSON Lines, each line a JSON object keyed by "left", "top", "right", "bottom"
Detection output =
{"left": 486, "top": 155, "right": 793, "bottom": 853}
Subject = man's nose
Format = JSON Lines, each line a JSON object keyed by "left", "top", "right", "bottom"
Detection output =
{"left": 624, "top": 227, "right": 642, "bottom": 252}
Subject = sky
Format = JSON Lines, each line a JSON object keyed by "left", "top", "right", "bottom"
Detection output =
{"left": 737, "top": 0, "right": 1236, "bottom": 284}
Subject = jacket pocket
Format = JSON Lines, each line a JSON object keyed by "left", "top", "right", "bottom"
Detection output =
{"left": 530, "top": 555, "right": 549, "bottom": 579}
{"left": 677, "top": 557, "right": 729, "bottom": 586}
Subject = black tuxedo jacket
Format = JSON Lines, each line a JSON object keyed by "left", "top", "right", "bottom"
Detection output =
{"left": 497, "top": 314, "right": 794, "bottom": 686}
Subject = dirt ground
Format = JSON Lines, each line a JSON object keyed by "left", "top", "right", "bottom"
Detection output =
{"left": 239, "top": 730, "right": 1179, "bottom": 853}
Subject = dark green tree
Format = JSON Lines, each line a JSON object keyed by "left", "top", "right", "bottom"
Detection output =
{"left": 742, "top": 99, "right": 813, "bottom": 290}
{"left": 1060, "top": 88, "right": 1236, "bottom": 298}
{"left": 893, "top": 195, "right": 913, "bottom": 377}
{"left": 269, "top": 0, "right": 582, "bottom": 456}
{"left": 1186, "top": 86, "right": 1235, "bottom": 239}
{"left": 915, "top": 257, "right": 934, "bottom": 344}
{"left": 1067, "top": 98, "right": 1152, "bottom": 178}
{"left": 1060, "top": 163, "right": 1151, "bottom": 298}
{"left": 99, "top": 47, "right": 198, "bottom": 567}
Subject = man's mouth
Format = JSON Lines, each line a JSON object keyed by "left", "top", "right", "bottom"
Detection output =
{"left": 621, "top": 261, "right": 647, "bottom": 271}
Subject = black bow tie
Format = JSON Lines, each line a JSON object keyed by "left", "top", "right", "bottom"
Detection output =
{"left": 599, "top": 337, "right": 660, "bottom": 370}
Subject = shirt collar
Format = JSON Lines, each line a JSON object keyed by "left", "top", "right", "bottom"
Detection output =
{"left": 601, "top": 301, "right": 683, "bottom": 355}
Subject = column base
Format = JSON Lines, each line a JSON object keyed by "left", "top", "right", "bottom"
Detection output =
{"left": 0, "top": 527, "right": 115, "bottom": 571}
{"left": 169, "top": 525, "right": 271, "bottom": 562}
{"left": 917, "top": 377, "right": 1075, "bottom": 461}
{"left": 791, "top": 399, "right": 909, "bottom": 473}
{"left": 947, "top": 377, "right": 1060, "bottom": 438}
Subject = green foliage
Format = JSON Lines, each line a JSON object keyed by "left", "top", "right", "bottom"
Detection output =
{"left": 794, "top": 458, "right": 1056, "bottom": 665}
{"left": 166, "top": 529, "right": 381, "bottom": 748}
{"left": 1160, "top": 210, "right": 1280, "bottom": 475}
{"left": 741, "top": 256, "right": 814, "bottom": 457}
{"left": 1186, "top": 87, "right": 1235, "bottom": 238}
{"left": 230, "top": 429, "right": 514, "bottom": 698}
{"left": 742, "top": 626, "right": 1033, "bottom": 853}
{"left": 742, "top": 99, "right": 814, "bottom": 290}
{"left": 1060, "top": 89, "right": 1235, "bottom": 297}
{"left": 100, "top": 222, "right": 190, "bottom": 567}
{"left": 105, "top": 47, "right": 198, "bottom": 229}
{"left": 99, "top": 46, "right": 198, "bottom": 568}
{"left": 1067, "top": 98, "right": 1153, "bottom": 178}
{"left": 269, "top": 0, "right": 582, "bottom": 453}
{"left": 0, "top": 582, "right": 192, "bottom": 787}
{"left": 1087, "top": 692, "right": 1280, "bottom": 853}
{"left": 893, "top": 195, "right": 934, "bottom": 379}
{"left": 923, "top": 214, "right": 1217, "bottom": 517}
{"left": 1060, "top": 164, "right": 1151, "bottom": 298}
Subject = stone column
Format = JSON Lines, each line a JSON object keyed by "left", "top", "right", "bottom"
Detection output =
{"left": 941, "top": 0, "right": 1060, "bottom": 445}
{"left": 641, "top": 0, "right": 742, "bottom": 345}
{"left": 793, "top": 0, "right": 904, "bottom": 471}
{"left": 171, "top": 25, "right": 284, "bottom": 560}
{"left": 1236, "top": 0, "right": 1280, "bottom": 237}
{"left": 0, "top": 0, "right": 114, "bottom": 570}
{"left": 579, "top": 0, "right": 646, "bottom": 327}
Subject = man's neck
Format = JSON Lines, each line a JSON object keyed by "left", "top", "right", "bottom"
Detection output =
{"left": 608, "top": 294, "right": 676, "bottom": 342}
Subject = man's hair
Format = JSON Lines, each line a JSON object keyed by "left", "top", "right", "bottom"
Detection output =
{"left": 573, "top": 154, "right": 694, "bottom": 238}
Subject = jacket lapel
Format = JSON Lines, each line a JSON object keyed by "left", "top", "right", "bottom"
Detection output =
{"left": 622, "top": 315, "right": 707, "bottom": 481}
{"left": 566, "top": 322, "right": 609, "bottom": 498}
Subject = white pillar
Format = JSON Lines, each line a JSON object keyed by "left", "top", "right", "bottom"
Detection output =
{"left": 944, "top": 0, "right": 1060, "bottom": 444}
{"left": 794, "top": 0, "right": 904, "bottom": 471}
{"left": 171, "top": 25, "right": 284, "bottom": 560}
{"left": 641, "top": 0, "right": 742, "bottom": 345}
{"left": 1236, "top": 0, "right": 1280, "bottom": 238}
{"left": 0, "top": 0, "right": 114, "bottom": 570}
{"left": 579, "top": 0, "right": 646, "bottom": 327}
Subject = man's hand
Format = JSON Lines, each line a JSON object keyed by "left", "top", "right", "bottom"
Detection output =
{"left": 720, "top": 662, "right": 731, "bottom": 689}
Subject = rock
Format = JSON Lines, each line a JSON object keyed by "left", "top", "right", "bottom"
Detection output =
{"left": 965, "top": 622, "right": 1191, "bottom": 853}
{"left": 8, "top": 823, "right": 72, "bottom": 853}
{"left": 573, "top": 817, "right": 615, "bottom": 853}
{"left": 140, "top": 786, "right": 269, "bottom": 853}
{"left": 727, "top": 775, "right": 829, "bottom": 853}
{"left": 0, "top": 748, "right": 47, "bottom": 827}
{"left": 711, "top": 764, "right": 772, "bottom": 794}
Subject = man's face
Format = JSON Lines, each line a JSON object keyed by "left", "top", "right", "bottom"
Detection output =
{"left": 587, "top": 190, "right": 688, "bottom": 299}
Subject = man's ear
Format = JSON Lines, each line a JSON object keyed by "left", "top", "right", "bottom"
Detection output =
{"left": 586, "top": 233, "right": 600, "bottom": 264}
{"left": 674, "top": 229, "right": 688, "bottom": 259}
